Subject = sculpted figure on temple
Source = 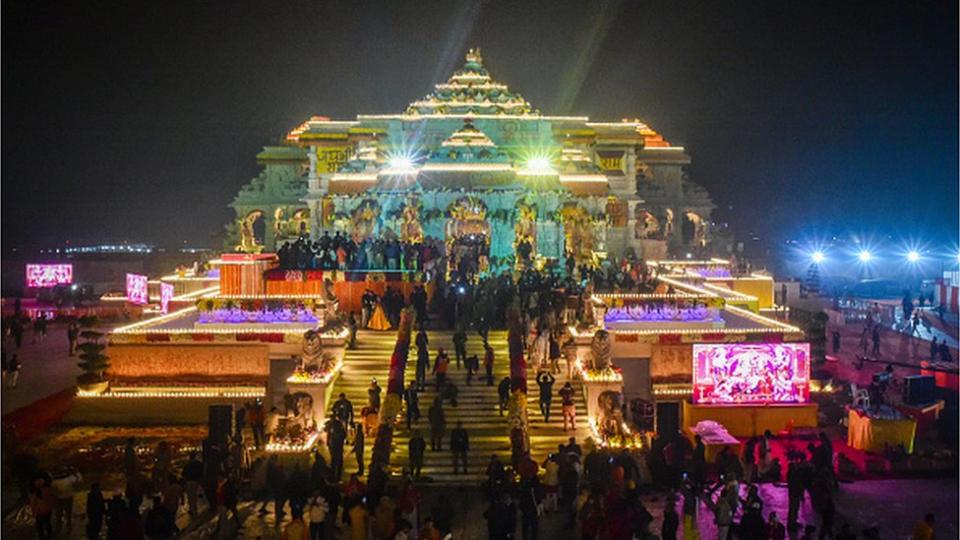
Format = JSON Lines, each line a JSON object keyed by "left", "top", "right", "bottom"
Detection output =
{"left": 597, "top": 390, "right": 626, "bottom": 442}
{"left": 590, "top": 329, "right": 612, "bottom": 371}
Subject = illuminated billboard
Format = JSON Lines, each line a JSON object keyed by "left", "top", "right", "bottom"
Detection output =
{"left": 25, "top": 264, "right": 73, "bottom": 288}
{"left": 125, "top": 273, "right": 149, "bottom": 305}
{"left": 160, "top": 282, "right": 174, "bottom": 314}
{"left": 693, "top": 343, "right": 810, "bottom": 404}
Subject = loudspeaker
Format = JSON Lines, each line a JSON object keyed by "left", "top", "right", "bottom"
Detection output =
{"left": 656, "top": 402, "right": 680, "bottom": 437}
{"left": 902, "top": 375, "right": 936, "bottom": 406}
{"left": 208, "top": 405, "right": 234, "bottom": 445}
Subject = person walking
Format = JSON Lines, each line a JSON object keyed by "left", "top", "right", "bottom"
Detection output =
{"left": 332, "top": 393, "right": 355, "bottom": 429}
{"left": 872, "top": 325, "right": 881, "bottom": 356}
{"left": 484, "top": 343, "right": 495, "bottom": 386}
{"left": 911, "top": 513, "right": 935, "bottom": 540}
{"left": 450, "top": 421, "right": 469, "bottom": 475}
{"left": 352, "top": 423, "right": 365, "bottom": 476}
{"left": 85, "top": 483, "right": 106, "bottom": 540}
{"left": 367, "top": 378, "right": 382, "bottom": 411}
{"left": 433, "top": 349, "right": 450, "bottom": 393}
{"left": 428, "top": 397, "right": 446, "bottom": 452}
{"left": 466, "top": 354, "right": 479, "bottom": 385}
{"left": 452, "top": 327, "right": 467, "bottom": 370}
{"left": 706, "top": 487, "right": 733, "bottom": 540}
{"left": 67, "top": 321, "right": 79, "bottom": 356}
{"left": 30, "top": 477, "right": 56, "bottom": 540}
{"left": 408, "top": 431, "right": 426, "bottom": 478}
{"left": 325, "top": 418, "right": 346, "bottom": 481}
{"left": 536, "top": 371, "right": 555, "bottom": 422}
{"left": 6, "top": 354, "right": 20, "bottom": 388}
{"left": 416, "top": 328, "right": 430, "bottom": 391}
{"left": 559, "top": 382, "right": 576, "bottom": 431}
{"left": 403, "top": 382, "right": 420, "bottom": 429}
{"left": 661, "top": 494, "right": 680, "bottom": 540}
{"left": 518, "top": 480, "right": 541, "bottom": 540}
{"left": 181, "top": 451, "right": 203, "bottom": 516}
{"left": 498, "top": 376, "right": 511, "bottom": 417}
{"left": 548, "top": 332, "right": 561, "bottom": 375}
{"left": 307, "top": 491, "right": 329, "bottom": 540}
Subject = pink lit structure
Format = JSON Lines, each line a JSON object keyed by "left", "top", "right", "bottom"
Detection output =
{"left": 26, "top": 264, "right": 73, "bottom": 288}
{"left": 693, "top": 343, "right": 810, "bottom": 404}
{"left": 126, "top": 273, "right": 149, "bottom": 305}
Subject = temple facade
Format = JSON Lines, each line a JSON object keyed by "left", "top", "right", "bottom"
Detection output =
{"left": 229, "top": 49, "right": 715, "bottom": 268}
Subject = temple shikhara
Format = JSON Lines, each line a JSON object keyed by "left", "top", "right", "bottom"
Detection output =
{"left": 229, "top": 49, "right": 714, "bottom": 267}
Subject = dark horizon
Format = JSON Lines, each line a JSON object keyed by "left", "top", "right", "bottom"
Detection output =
{"left": 3, "top": 1, "right": 958, "bottom": 252}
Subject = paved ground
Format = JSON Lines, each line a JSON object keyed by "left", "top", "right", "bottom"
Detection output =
{"left": 2, "top": 323, "right": 85, "bottom": 413}
{"left": 3, "top": 477, "right": 955, "bottom": 539}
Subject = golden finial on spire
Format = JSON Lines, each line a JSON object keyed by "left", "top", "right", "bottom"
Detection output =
{"left": 466, "top": 47, "right": 482, "bottom": 64}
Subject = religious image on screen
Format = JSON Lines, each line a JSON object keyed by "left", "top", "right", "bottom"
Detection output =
{"left": 160, "top": 282, "right": 174, "bottom": 314}
{"left": 693, "top": 342, "right": 810, "bottom": 404}
{"left": 126, "top": 273, "right": 149, "bottom": 305}
{"left": 25, "top": 264, "right": 73, "bottom": 288}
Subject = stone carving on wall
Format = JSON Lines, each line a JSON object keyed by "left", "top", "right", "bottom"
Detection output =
{"left": 650, "top": 345, "right": 693, "bottom": 382}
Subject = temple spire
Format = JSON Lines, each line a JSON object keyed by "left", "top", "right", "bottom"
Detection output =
{"left": 465, "top": 47, "right": 482, "bottom": 65}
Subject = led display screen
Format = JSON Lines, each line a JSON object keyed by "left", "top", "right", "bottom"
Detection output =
{"left": 693, "top": 342, "right": 810, "bottom": 404}
{"left": 126, "top": 273, "right": 149, "bottom": 305}
{"left": 25, "top": 264, "right": 73, "bottom": 288}
{"left": 160, "top": 282, "right": 174, "bottom": 314}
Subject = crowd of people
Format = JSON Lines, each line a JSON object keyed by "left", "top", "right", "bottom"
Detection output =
{"left": 277, "top": 234, "right": 445, "bottom": 274}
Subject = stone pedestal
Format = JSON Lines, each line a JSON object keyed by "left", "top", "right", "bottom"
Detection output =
{"left": 287, "top": 371, "right": 339, "bottom": 424}
{"left": 582, "top": 379, "right": 624, "bottom": 420}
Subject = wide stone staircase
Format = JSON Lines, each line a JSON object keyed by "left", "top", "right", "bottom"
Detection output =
{"left": 328, "top": 329, "right": 589, "bottom": 484}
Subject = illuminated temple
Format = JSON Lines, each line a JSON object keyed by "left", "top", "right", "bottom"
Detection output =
{"left": 229, "top": 49, "right": 715, "bottom": 267}
{"left": 68, "top": 50, "right": 817, "bottom": 479}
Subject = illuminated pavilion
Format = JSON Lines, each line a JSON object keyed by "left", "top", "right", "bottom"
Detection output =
{"left": 229, "top": 49, "right": 715, "bottom": 268}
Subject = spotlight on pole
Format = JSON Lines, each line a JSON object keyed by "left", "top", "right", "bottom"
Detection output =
{"left": 857, "top": 250, "right": 872, "bottom": 263}
{"left": 811, "top": 251, "right": 825, "bottom": 264}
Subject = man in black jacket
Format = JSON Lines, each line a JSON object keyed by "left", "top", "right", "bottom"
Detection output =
{"left": 408, "top": 431, "right": 426, "bottom": 478}
{"left": 403, "top": 381, "right": 420, "bottom": 429}
{"left": 498, "top": 376, "right": 511, "bottom": 417}
{"left": 536, "top": 371, "right": 555, "bottom": 422}
{"left": 450, "top": 421, "right": 469, "bottom": 474}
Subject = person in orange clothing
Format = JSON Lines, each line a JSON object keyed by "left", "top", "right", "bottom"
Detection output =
{"left": 418, "top": 517, "right": 440, "bottom": 540}
{"left": 911, "top": 513, "right": 935, "bottom": 540}
{"left": 432, "top": 349, "right": 450, "bottom": 392}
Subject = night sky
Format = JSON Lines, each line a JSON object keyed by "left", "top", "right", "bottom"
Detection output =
{"left": 3, "top": 1, "right": 957, "bottom": 252}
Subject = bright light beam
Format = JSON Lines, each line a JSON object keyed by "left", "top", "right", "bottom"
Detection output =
{"left": 857, "top": 250, "right": 872, "bottom": 263}
{"left": 811, "top": 251, "right": 825, "bottom": 264}
{"left": 906, "top": 250, "right": 920, "bottom": 263}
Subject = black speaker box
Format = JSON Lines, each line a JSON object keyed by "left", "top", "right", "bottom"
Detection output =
{"left": 902, "top": 375, "right": 936, "bottom": 406}
{"left": 208, "top": 404, "right": 234, "bottom": 445}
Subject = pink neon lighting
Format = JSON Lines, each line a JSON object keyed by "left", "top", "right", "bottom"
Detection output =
{"left": 693, "top": 343, "right": 810, "bottom": 404}
{"left": 26, "top": 264, "right": 74, "bottom": 288}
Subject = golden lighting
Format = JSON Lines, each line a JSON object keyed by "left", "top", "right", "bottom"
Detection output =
{"left": 77, "top": 386, "right": 265, "bottom": 399}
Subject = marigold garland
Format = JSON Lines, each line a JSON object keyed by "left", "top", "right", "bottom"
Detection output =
{"left": 370, "top": 307, "right": 415, "bottom": 472}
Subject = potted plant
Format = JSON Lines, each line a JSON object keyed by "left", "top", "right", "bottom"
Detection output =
{"left": 76, "top": 318, "right": 110, "bottom": 393}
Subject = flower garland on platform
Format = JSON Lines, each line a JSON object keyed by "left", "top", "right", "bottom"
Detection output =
{"left": 370, "top": 307, "right": 415, "bottom": 473}
{"left": 506, "top": 304, "right": 529, "bottom": 463}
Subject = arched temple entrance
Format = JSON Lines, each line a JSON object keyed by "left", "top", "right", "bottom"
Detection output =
{"left": 445, "top": 196, "right": 490, "bottom": 279}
